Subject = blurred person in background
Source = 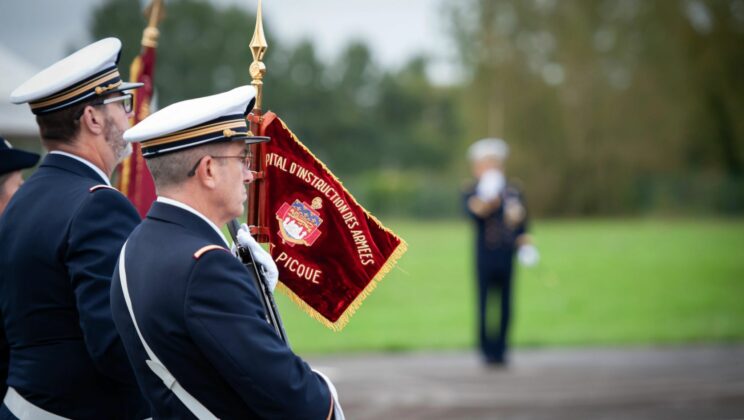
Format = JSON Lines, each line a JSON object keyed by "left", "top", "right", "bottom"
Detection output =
{"left": 464, "top": 138, "right": 539, "bottom": 366}
{"left": 0, "top": 137, "right": 39, "bottom": 216}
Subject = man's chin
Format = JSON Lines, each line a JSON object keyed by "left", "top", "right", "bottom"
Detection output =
{"left": 232, "top": 203, "right": 245, "bottom": 220}
{"left": 114, "top": 142, "right": 133, "bottom": 164}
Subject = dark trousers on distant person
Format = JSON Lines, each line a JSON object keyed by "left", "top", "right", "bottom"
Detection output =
{"left": 476, "top": 260, "right": 513, "bottom": 364}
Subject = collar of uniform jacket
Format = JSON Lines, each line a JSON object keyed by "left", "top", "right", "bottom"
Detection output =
{"left": 41, "top": 152, "right": 111, "bottom": 186}
{"left": 153, "top": 196, "right": 230, "bottom": 248}
{"left": 47, "top": 151, "right": 111, "bottom": 186}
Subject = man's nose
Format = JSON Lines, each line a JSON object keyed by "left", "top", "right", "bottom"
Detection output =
{"left": 244, "top": 169, "right": 256, "bottom": 183}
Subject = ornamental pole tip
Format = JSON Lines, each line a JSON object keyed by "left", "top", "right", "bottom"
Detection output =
{"left": 142, "top": 0, "right": 166, "bottom": 48}
{"left": 249, "top": 0, "right": 268, "bottom": 110}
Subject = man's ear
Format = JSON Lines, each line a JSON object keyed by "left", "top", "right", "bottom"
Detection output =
{"left": 196, "top": 156, "right": 218, "bottom": 189}
{"left": 79, "top": 106, "right": 105, "bottom": 136}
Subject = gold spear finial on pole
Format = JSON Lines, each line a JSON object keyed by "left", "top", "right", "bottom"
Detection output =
{"left": 246, "top": 0, "right": 270, "bottom": 243}
{"left": 142, "top": 0, "right": 166, "bottom": 48}
{"left": 249, "top": 0, "right": 268, "bottom": 111}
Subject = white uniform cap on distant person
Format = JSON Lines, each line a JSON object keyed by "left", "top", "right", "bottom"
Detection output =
{"left": 468, "top": 138, "right": 509, "bottom": 161}
{"left": 10, "top": 38, "right": 143, "bottom": 115}
{"left": 124, "top": 85, "right": 269, "bottom": 158}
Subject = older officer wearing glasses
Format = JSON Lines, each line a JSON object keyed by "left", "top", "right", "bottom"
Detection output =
{"left": 111, "top": 86, "right": 343, "bottom": 419}
{"left": 0, "top": 38, "right": 148, "bottom": 419}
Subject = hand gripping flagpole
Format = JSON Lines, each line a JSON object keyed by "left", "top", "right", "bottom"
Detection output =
{"left": 227, "top": 0, "right": 288, "bottom": 343}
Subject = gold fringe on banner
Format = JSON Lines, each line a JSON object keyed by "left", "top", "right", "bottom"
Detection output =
{"left": 271, "top": 117, "right": 409, "bottom": 331}
{"left": 276, "top": 242, "right": 408, "bottom": 332}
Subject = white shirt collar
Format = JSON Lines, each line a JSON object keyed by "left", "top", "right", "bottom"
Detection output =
{"left": 48, "top": 151, "right": 111, "bottom": 186}
{"left": 156, "top": 196, "right": 230, "bottom": 247}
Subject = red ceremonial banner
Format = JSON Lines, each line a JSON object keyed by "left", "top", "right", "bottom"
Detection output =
{"left": 116, "top": 46, "right": 157, "bottom": 217}
{"left": 260, "top": 113, "right": 407, "bottom": 330}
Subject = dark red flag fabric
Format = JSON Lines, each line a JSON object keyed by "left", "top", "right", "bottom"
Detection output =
{"left": 115, "top": 46, "right": 157, "bottom": 217}
{"left": 260, "top": 113, "right": 407, "bottom": 330}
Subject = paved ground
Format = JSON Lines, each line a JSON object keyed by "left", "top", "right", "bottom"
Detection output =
{"left": 309, "top": 344, "right": 744, "bottom": 419}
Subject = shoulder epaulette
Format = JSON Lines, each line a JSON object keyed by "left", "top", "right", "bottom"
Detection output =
{"left": 89, "top": 184, "right": 117, "bottom": 193}
{"left": 193, "top": 245, "right": 229, "bottom": 260}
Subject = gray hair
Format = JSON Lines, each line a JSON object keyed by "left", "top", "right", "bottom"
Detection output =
{"left": 145, "top": 142, "right": 232, "bottom": 189}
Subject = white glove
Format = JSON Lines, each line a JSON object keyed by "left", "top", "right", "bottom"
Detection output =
{"left": 236, "top": 224, "right": 279, "bottom": 292}
{"left": 313, "top": 369, "right": 345, "bottom": 420}
{"left": 518, "top": 244, "right": 540, "bottom": 267}
{"left": 476, "top": 169, "right": 505, "bottom": 202}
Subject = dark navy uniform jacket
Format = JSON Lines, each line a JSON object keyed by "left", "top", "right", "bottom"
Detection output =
{"left": 111, "top": 201, "right": 333, "bottom": 419}
{"left": 464, "top": 183, "right": 529, "bottom": 271}
{"left": 0, "top": 153, "right": 149, "bottom": 418}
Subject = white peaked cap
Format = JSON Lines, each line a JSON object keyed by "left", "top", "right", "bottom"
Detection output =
{"left": 468, "top": 138, "right": 509, "bottom": 161}
{"left": 125, "top": 86, "right": 269, "bottom": 158}
{"left": 10, "top": 38, "right": 142, "bottom": 114}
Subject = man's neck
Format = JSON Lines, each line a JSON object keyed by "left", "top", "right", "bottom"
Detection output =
{"left": 160, "top": 189, "right": 228, "bottom": 227}
{"left": 157, "top": 195, "right": 230, "bottom": 247}
{"left": 45, "top": 138, "right": 114, "bottom": 177}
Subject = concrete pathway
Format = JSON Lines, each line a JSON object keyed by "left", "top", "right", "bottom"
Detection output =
{"left": 309, "top": 344, "right": 744, "bottom": 419}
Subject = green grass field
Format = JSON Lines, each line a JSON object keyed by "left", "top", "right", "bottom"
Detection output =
{"left": 272, "top": 218, "right": 744, "bottom": 354}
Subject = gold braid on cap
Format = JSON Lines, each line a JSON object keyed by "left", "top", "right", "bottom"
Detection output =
{"left": 29, "top": 68, "right": 120, "bottom": 111}
{"left": 95, "top": 82, "right": 123, "bottom": 95}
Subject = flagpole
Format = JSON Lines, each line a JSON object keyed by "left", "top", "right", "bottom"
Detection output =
{"left": 141, "top": 0, "right": 164, "bottom": 48}
{"left": 116, "top": 0, "right": 163, "bottom": 216}
{"left": 249, "top": 0, "right": 267, "bottom": 114}
{"left": 247, "top": 0, "right": 269, "bottom": 243}
{"left": 227, "top": 0, "right": 288, "bottom": 343}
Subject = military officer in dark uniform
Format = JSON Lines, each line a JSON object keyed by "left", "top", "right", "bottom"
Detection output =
{"left": 111, "top": 86, "right": 343, "bottom": 419}
{"left": 464, "top": 138, "right": 539, "bottom": 366}
{"left": 0, "top": 38, "right": 149, "bottom": 419}
{"left": 0, "top": 137, "right": 39, "bottom": 215}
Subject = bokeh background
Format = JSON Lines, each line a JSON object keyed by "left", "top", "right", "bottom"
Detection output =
{"left": 2, "top": 0, "right": 743, "bottom": 355}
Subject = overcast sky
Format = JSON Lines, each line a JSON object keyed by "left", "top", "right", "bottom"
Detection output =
{"left": 0, "top": 0, "right": 457, "bottom": 83}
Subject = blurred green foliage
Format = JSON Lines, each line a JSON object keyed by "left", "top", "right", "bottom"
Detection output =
{"left": 447, "top": 0, "right": 744, "bottom": 216}
{"left": 91, "top": 0, "right": 744, "bottom": 217}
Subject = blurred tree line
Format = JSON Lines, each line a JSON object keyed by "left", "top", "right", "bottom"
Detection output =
{"left": 91, "top": 0, "right": 744, "bottom": 218}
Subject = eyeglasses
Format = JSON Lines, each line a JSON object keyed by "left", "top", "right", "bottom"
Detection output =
{"left": 74, "top": 93, "right": 133, "bottom": 120}
{"left": 94, "top": 94, "right": 133, "bottom": 114}
{"left": 187, "top": 151, "right": 253, "bottom": 177}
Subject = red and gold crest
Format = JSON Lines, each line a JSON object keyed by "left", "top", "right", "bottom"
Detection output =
{"left": 276, "top": 198, "right": 323, "bottom": 247}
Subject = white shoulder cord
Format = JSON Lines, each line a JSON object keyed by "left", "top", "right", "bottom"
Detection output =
{"left": 118, "top": 243, "right": 219, "bottom": 420}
